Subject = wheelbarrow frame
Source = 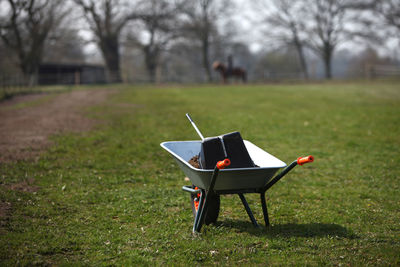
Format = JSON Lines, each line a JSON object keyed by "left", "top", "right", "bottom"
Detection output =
{"left": 161, "top": 140, "right": 313, "bottom": 233}
{"left": 182, "top": 158, "right": 307, "bottom": 232}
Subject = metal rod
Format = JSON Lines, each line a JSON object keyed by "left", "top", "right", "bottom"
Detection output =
{"left": 194, "top": 166, "right": 221, "bottom": 232}
{"left": 182, "top": 185, "right": 201, "bottom": 194}
{"left": 186, "top": 113, "right": 205, "bottom": 141}
{"left": 260, "top": 193, "right": 270, "bottom": 226}
{"left": 195, "top": 192, "right": 209, "bottom": 232}
{"left": 193, "top": 189, "right": 205, "bottom": 233}
{"left": 238, "top": 193, "right": 259, "bottom": 227}
{"left": 216, "top": 188, "right": 258, "bottom": 195}
{"left": 262, "top": 160, "right": 298, "bottom": 192}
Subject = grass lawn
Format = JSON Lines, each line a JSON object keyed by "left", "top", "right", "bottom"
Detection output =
{"left": 1, "top": 81, "right": 399, "bottom": 265}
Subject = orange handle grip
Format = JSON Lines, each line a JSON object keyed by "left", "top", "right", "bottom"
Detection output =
{"left": 297, "top": 155, "right": 314, "bottom": 165}
{"left": 217, "top": 158, "right": 231, "bottom": 169}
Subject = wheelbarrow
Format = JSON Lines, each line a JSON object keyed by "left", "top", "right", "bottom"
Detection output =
{"left": 160, "top": 139, "right": 314, "bottom": 233}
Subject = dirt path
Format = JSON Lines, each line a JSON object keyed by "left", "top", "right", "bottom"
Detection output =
{"left": 0, "top": 89, "right": 115, "bottom": 163}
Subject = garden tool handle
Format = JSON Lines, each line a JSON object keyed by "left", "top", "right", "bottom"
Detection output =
{"left": 186, "top": 113, "right": 205, "bottom": 141}
{"left": 217, "top": 158, "right": 231, "bottom": 169}
{"left": 297, "top": 155, "right": 314, "bottom": 165}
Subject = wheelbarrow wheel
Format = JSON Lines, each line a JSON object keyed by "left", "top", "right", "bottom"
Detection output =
{"left": 191, "top": 186, "right": 220, "bottom": 225}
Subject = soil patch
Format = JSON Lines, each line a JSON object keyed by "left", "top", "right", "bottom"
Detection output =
{"left": 0, "top": 89, "right": 115, "bottom": 163}
{"left": 7, "top": 178, "right": 39, "bottom": 193}
{"left": 0, "top": 201, "right": 11, "bottom": 219}
{"left": 0, "top": 201, "right": 12, "bottom": 231}
{"left": 188, "top": 155, "right": 201, "bottom": 169}
{"left": 0, "top": 93, "right": 46, "bottom": 107}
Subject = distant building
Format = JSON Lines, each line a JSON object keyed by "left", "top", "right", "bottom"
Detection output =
{"left": 38, "top": 63, "right": 107, "bottom": 85}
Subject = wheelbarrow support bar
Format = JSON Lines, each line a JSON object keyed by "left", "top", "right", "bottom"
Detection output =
{"left": 263, "top": 155, "right": 314, "bottom": 192}
{"left": 259, "top": 155, "right": 314, "bottom": 226}
{"left": 194, "top": 159, "right": 230, "bottom": 232}
{"left": 185, "top": 156, "right": 313, "bottom": 232}
{"left": 262, "top": 161, "right": 298, "bottom": 192}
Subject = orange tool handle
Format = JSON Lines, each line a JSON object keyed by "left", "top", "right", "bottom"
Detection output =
{"left": 297, "top": 155, "right": 314, "bottom": 165}
{"left": 217, "top": 158, "right": 231, "bottom": 169}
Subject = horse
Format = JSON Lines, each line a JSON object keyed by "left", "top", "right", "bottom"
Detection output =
{"left": 212, "top": 61, "right": 247, "bottom": 83}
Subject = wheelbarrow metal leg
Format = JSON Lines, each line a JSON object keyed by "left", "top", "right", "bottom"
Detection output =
{"left": 259, "top": 156, "right": 313, "bottom": 227}
{"left": 238, "top": 193, "right": 259, "bottom": 227}
{"left": 193, "top": 189, "right": 205, "bottom": 233}
{"left": 259, "top": 160, "right": 296, "bottom": 228}
{"left": 194, "top": 165, "right": 222, "bottom": 232}
{"left": 260, "top": 193, "right": 270, "bottom": 227}
{"left": 263, "top": 160, "right": 298, "bottom": 192}
{"left": 195, "top": 191, "right": 214, "bottom": 232}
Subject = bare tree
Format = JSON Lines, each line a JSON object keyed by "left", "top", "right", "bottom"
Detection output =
{"left": 42, "top": 28, "right": 86, "bottom": 64}
{"left": 181, "top": 0, "right": 230, "bottom": 82}
{"left": 301, "top": 0, "right": 379, "bottom": 79}
{"left": 254, "top": 0, "right": 309, "bottom": 79}
{"left": 74, "top": 0, "right": 137, "bottom": 83}
{"left": 254, "top": 48, "right": 304, "bottom": 81}
{"left": 300, "top": 0, "right": 350, "bottom": 79}
{"left": 374, "top": 0, "right": 400, "bottom": 33}
{"left": 0, "top": 0, "right": 68, "bottom": 85}
{"left": 342, "top": 1, "right": 399, "bottom": 60}
{"left": 126, "top": 0, "right": 182, "bottom": 83}
{"left": 0, "top": 36, "right": 20, "bottom": 77}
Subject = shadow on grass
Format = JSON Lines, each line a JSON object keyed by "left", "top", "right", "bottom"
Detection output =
{"left": 215, "top": 219, "right": 356, "bottom": 238}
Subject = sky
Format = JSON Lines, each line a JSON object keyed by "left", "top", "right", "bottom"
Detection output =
{"left": 233, "top": 0, "right": 399, "bottom": 58}
{"left": 74, "top": 0, "right": 399, "bottom": 62}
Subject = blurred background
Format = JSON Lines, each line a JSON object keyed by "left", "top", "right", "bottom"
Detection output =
{"left": 0, "top": 0, "right": 399, "bottom": 87}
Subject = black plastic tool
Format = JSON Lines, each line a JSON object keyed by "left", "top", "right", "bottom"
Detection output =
{"left": 221, "top": 131, "right": 255, "bottom": 168}
{"left": 185, "top": 113, "right": 255, "bottom": 169}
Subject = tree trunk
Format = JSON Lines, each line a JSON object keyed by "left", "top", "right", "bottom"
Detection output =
{"left": 146, "top": 59, "right": 157, "bottom": 84}
{"left": 20, "top": 56, "right": 40, "bottom": 87}
{"left": 202, "top": 35, "right": 212, "bottom": 82}
{"left": 294, "top": 39, "right": 309, "bottom": 80}
{"left": 323, "top": 45, "right": 332, "bottom": 79}
{"left": 100, "top": 37, "right": 122, "bottom": 83}
{"left": 144, "top": 46, "right": 159, "bottom": 83}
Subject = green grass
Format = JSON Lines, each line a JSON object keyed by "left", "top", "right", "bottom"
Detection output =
{"left": 1, "top": 81, "right": 399, "bottom": 265}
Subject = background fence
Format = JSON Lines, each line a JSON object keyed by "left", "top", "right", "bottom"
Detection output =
{"left": 1, "top": 63, "right": 400, "bottom": 99}
{"left": 365, "top": 64, "right": 400, "bottom": 79}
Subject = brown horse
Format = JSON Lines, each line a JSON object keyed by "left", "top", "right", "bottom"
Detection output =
{"left": 212, "top": 61, "right": 247, "bottom": 83}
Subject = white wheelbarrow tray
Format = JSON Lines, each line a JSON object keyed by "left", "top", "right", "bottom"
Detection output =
{"left": 160, "top": 140, "right": 287, "bottom": 191}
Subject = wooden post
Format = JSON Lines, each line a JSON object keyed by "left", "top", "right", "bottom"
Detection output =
{"left": 75, "top": 70, "right": 81, "bottom": 85}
